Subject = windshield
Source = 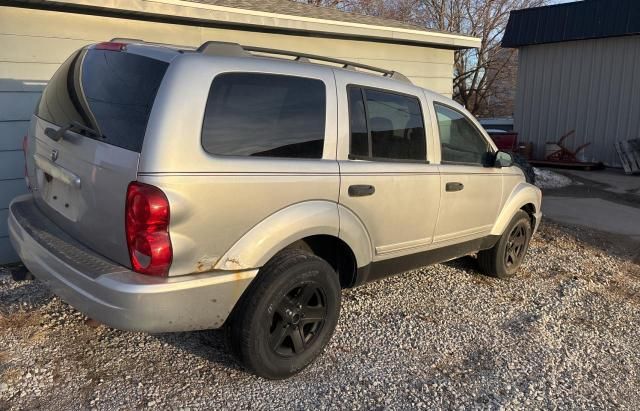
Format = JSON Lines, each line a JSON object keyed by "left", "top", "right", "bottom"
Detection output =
{"left": 35, "top": 48, "right": 169, "bottom": 152}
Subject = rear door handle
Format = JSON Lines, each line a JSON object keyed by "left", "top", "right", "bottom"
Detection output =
{"left": 445, "top": 182, "right": 464, "bottom": 192}
{"left": 348, "top": 184, "right": 375, "bottom": 197}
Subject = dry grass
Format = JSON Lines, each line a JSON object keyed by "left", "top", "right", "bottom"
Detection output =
{"left": 0, "top": 311, "right": 41, "bottom": 331}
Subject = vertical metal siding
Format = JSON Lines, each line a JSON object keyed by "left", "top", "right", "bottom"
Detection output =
{"left": 514, "top": 36, "right": 640, "bottom": 166}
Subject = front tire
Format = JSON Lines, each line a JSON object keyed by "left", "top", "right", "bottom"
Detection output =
{"left": 478, "top": 210, "right": 532, "bottom": 278}
{"left": 226, "top": 249, "right": 341, "bottom": 379}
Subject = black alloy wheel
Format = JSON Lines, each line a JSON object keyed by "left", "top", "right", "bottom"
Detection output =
{"left": 226, "top": 249, "right": 341, "bottom": 379}
{"left": 505, "top": 223, "right": 528, "bottom": 269}
{"left": 270, "top": 283, "right": 327, "bottom": 357}
{"left": 477, "top": 210, "right": 532, "bottom": 279}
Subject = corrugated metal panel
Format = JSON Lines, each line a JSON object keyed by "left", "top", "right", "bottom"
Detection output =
{"left": 0, "top": 151, "right": 25, "bottom": 180}
{"left": 0, "top": 237, "right": 18, "bottom": 263}
{"left": 514, "top": 36, "right": 640, "bottom": 166}
{"left": 0, "top": 121, "right": 29, "bottom": 150}
{"left": 0, "top": 210, "right": 9, "bottom": 238}
{"left": 503, "top": 0, "right": 640, "bottom": 48}
{"left": 0, "top": 179, "right": 28, "bottom": 209}
{"left": 0, "top": 93, "right": 41, "bottom": 121}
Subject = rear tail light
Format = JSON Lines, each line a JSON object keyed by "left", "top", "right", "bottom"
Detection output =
{"left": 125, "top": 182, "right": 172, "bottom": 276}
{"left": 22, "top": 135, "right": 30, "bottom": 189}
{"left": 95, "top": 42, "right": 127, "bottom": 52}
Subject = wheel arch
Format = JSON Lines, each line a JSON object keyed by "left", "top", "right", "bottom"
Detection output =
{"left": 284, "top": 235, "right": 359, "bottom": 288}
{"left": 520, "top": 202, "right": 537, "bottom": 227}
{"left": 491, "top": 182, "right": 542, "bottom": 236}
{"left": 214, "top": 201, "right": 371, "bottom": 285}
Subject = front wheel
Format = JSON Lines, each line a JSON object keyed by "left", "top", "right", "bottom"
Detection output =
{"left": 478, "top": 210, "right": 532, "bottom": 278}
{"left": 226, "top": 249, "right": 341, "bottom": 379}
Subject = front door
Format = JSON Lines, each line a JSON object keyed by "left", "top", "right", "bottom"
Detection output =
{"left": 336, "top": 75, "right": 441, "bottom": 260}
{"left": 431, "top": 102, "right": 503, "bottom": 243}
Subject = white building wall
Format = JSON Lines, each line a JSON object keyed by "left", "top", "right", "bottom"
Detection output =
{"left": 0, "top": 5, "right": 458, "bottom": 263}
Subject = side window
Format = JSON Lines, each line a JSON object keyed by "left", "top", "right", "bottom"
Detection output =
{"left": 434, "top": 103, "right": 490, "bottom": 165}
{"left": 202, "top": 73, "right": 326, "bottom": 158}
{"left": 347, "top": 86, "right": 426, "bottom": 161}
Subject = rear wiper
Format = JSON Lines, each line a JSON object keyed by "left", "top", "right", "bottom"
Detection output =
{"left": 44, "top": 121, "right": 102, "bottom": 142}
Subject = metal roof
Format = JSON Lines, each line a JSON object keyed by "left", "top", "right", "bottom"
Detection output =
{"left": 502, "top": 0, "right": 640, "bottom": 48}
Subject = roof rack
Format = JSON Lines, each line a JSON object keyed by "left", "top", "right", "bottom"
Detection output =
{"left": 110, "top": 37, "right": 146, "bottom": 43}
{"left": 109, "top": 38, "right": 195, "bottom": 50}
{"left": 197, "top": 41, "right": 411, "bottom": 84}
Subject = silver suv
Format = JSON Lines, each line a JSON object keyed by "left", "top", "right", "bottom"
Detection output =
{"left": 9, "top": 39, "right": 542, "bottom": 379}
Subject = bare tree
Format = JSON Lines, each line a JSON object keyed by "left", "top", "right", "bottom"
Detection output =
{"left": 295, "top": 0, "right": 422, "bottom": 22}
{"left": 294, "top": 0, "right": 547, "bottom": 115}
{"left": 297, "top": 0, "right": 343, "bottom": 6}
{"left": 413, "top": 0, "right": 546, "bottom": 115}
{"left": 481, "top": 47, "right": 519, "bottom": 116}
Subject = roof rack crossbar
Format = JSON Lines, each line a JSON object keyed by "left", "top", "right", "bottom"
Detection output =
{"left": 198, "top": 41, "right": 411, "bottom": 84}
{"left": 109, "top": 38, "right": 195, "bottom": 50}
{"left": 197, "top": 41, "right": 249, "bottom": 57}
{"left": 110, "top": 38, "right": 145, "bottom": 43}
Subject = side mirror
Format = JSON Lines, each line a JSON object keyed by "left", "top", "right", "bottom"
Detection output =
{"left": 494, "top": 151, "right": 513, "bottom": 168}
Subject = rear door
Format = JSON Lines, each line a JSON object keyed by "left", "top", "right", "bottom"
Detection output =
{"left": 335, "top": 72, "right": 441, "bottom": 263}
{"left": 26, "top": 45, "right": 169, "bottom": 266}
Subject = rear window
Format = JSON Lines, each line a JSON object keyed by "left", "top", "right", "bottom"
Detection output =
{"left": 36, "top": 48, "right": 168, "bottom": 152}
{"left": 201, "top": 73, "right": 326, "bottom": 158}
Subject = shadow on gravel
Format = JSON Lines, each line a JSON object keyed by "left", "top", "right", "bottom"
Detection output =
{"left": 446, "top": 221, "right": 640, "bottom": 269}
{"left": 442, "top": 255, "right": 480, "bottom": 273}
{"left": 153, "top": 329, "right": 245, "bottom": 373}
{"left": 0, "top": 274, "right": 53, "bottom": 315}
{"left": 441, "top": 256, "right": 497, "bottom": 285}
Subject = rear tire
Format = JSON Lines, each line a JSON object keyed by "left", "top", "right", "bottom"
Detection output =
{"left": 478, "top": 210, "right": 532, "bottom": 278}
{"left": 226, "top": 249, "right": 341, "bottom": 379}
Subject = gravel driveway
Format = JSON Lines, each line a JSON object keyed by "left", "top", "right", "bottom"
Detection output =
{"left": 1, "top": 222, "right": 639, "bottom": 410}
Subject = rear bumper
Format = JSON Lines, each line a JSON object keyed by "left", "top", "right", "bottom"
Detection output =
{"left": 8, "top": 195, "right": 257, "bottom": 333}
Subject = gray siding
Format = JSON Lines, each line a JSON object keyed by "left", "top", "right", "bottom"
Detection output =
{"left": 514, "top": 36, "right": 640, "bottom": 166}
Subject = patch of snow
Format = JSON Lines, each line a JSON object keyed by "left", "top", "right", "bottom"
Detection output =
{"left": 534, "top": 168, "right": 572, "bottom": 189}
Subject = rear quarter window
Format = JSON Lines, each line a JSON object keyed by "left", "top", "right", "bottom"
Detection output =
{"left": 201, "top": 73, "right": 326, "bottom": 158}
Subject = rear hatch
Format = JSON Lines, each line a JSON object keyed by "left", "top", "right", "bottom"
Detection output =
{"left": 26, "top": 44, "right": 169, "bottom": 267}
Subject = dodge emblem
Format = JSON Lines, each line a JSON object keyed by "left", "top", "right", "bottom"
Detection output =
{"left": 51, "top": 149, "right": 58, "bottom": 162}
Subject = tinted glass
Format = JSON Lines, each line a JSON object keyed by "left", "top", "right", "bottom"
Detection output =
{"left": 365, "top": 89, "right": 425, "bottom": 161}
{"left": 36, "top": 49, "right": 168, "bottom": 152}
{"left": 348, "top": 87, "right": 368, "bottom": 157}
{"left": 202, "top": 73, "right": 326, "bottom": 158}
{"left": 434, "top": 103, "right": 490, "bottom": 165}
{"left": 347, "top": 86, "right": 426, "bottom": 161}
